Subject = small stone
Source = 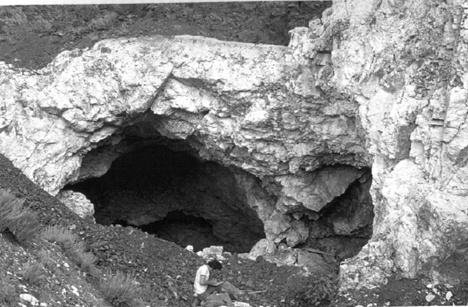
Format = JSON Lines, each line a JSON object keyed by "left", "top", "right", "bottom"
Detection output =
{"left": 446, "top": 291, "right": 453, "bottom": 300}
{"left": 71, "top": 285, "right": 80, "bottom": 296}
{"left": 426, "top": 293, "right": 436, "bottom": 302}
{"left": 20, "top": 293, "right": 39, "bottom": 305}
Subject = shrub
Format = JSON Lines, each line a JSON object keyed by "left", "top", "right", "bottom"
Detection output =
{"left": 285, "top": 271, "right": 338, "bottom": 307}
{"left": 99, "top": 270, "right": 139, "bottom": 307}
{"left": 0, "top": 189, "right": 42, "bottom": 243}
{"left": 42, "top": 225, "right": 76, "bottom": 248}
{"left": 22, "top": 259, "right": 46, "bottom": 286}
{"left": 67, "top": 240, "right": 97, "bottom": 271}
{"left": 37, "top": 249, "right": 55, "bottom": 270}
{"left": 42, "top": 225, "right": 97, "bottom": 272}
{"left": 0, "top": 276, "right": 17, "bottom": 305}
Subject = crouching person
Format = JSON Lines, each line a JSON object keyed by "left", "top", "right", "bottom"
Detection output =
{"left": 192, "top": 259, "right": 225, "bottom": 307}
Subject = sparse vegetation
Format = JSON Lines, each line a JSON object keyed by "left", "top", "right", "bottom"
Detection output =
{"left": 37, "top": 248, "right": 56, "bottom": 271}
{"left": 0, "top": 276, "right": 17, "bottom": 305}
{"left": 42, "top": 225, "right": 97, "bottom": 272}
{"left": 42, "top": 224, "right": 77, "bottom": 247}
{"left": 0, "top": 189, "right": 42, "bottom": 243}
{"left": 285, "top": 271, "right": 338, "bottom": 307}
{"left": 22, "top": 259, "right": 46, "bottom": 286}
{"left": 99, "top": 270, "right": 140, "bottom": 307}
{"left": 67, "top": 240, "right": 98, "bottom": 271}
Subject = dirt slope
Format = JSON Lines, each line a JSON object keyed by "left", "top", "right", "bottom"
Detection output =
{"left": 0, "top": 151, "right": 312, "bottom": 306}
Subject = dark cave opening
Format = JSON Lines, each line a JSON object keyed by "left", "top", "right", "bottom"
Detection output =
{"left": 303, "top": 168, "right": 374, "bottom": 261}
{"left": 138, "top": 210, "right": 228, "bottom": 252}
{"left": 66, "top": 142, "right": 266, "bottom": 253}
{"left": 62, "top": 126, "right": 375, "bottom": 259}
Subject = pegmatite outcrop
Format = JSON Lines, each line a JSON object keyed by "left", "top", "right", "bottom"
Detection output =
{"left": 0, "top": 26, "right": 370, "bottom": 260}
{"left": 2, "top": 0, "right": 467, "bottom": 290}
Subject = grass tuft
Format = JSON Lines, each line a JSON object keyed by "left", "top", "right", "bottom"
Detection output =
{"left": 22, "top": 259, "right": 46, "bottom": 286}
{"left": 42, "top": 225, "right": 77, "bottom": 247}
{"left": 99, "top": 270, "right": 139, "bottom": 307}
{"left": 42, "top": 225, "right": 97, "bottom": 272}
{"left": 67, "top": 240, "right": 97, "bottom": 271}
{"left": 0, "top": 189, "right": 42, "bottom": 243}
{"left": 0, "top": 276, "right": 17, "bottom": 305}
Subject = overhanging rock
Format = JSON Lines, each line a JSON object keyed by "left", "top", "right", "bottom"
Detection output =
{"left": 0, "top": 33, "right": 371, "bottom": 252}
{"left": 0, "top": 35, "right": 369, "bottom": 195}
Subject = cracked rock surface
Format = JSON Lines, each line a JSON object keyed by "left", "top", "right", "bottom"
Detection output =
{"left": 0, "top": 23, "right": 371, "bottom": 258}
{"left": 320, "top": 0, "right": 468, "bottom": 291}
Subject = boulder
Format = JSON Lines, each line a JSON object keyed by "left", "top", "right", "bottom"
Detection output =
{"left": 56, "top": 190, "right": 95, "bottom": 221}
{"left": 197, "top": 246, "right": 230, "bottom": 261}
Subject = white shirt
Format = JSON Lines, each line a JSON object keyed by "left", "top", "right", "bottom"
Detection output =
{"left": 194, "top": 264, "right": 210, "bottom": 295}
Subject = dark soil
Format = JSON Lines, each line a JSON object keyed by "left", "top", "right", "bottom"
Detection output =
{"left": 0, "top": 2, "right": 327, "bottom": 70}
{"left": 1, "top": 2, "right": 468, "bottom": 306}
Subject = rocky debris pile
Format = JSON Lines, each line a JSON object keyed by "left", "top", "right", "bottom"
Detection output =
{"left": 81, "top": 221, "right": 326, "bottom": 307}
{"left": 244, "top": 239, "right": 337, "bottom": 274}
{"left": 334, "top": 276, "right": 468, "bottom": 307}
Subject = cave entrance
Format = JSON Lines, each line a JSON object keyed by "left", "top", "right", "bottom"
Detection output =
{"left": 66, "top": 142, "right": 266, "bottom": 253}
{"left": 303, "top": 167, "right": 374, "bottom": 261}
{"left": 139, "top": 210, "right": 226, "bottom": 252}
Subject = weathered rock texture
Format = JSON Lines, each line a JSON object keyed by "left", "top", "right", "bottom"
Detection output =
{"left": 0, "top": 35, "right": 369, "bottom": 194}
{"left": 0, "top": 28, "right": 373, "bottom": 261}
{"left": 56, "top": 190, "right": 95, "bottom": 221}
{"left": 306, "top": 0, "right": 468, "bottom": 290}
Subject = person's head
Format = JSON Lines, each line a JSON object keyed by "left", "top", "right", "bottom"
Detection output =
{"left": 207, "top": 259, "right": 223, "bottom": 271}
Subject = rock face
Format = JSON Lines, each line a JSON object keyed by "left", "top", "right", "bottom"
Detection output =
{"left": 307, "top": 0, "right": 468, "bottom": 290}
{"left": 0, "top": 29, "right": 373, "bottom": 261}
{"left": 0, "top": 35, "right": 369, "bottom": 195}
